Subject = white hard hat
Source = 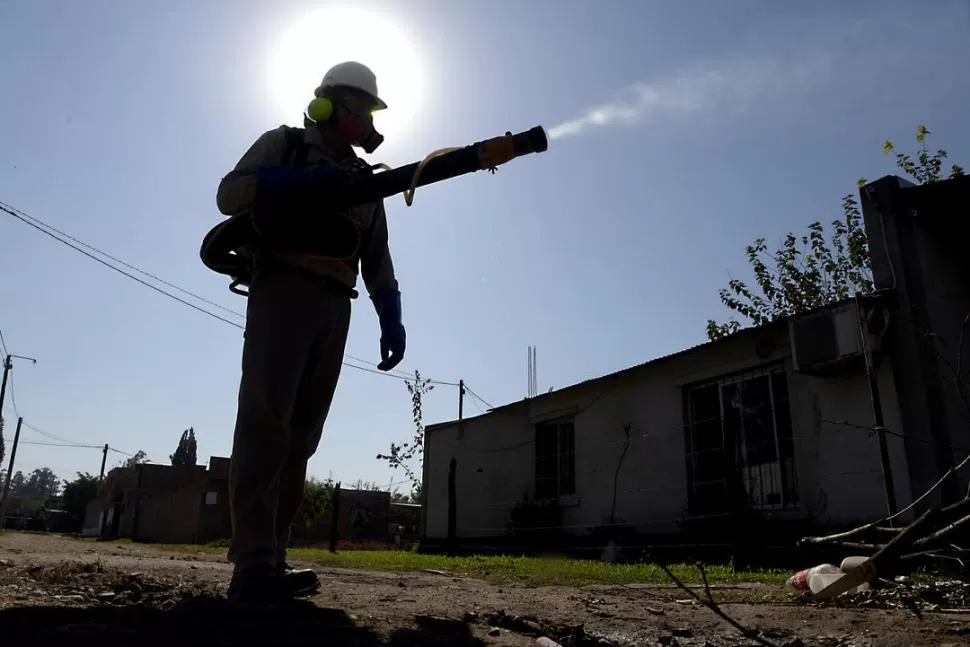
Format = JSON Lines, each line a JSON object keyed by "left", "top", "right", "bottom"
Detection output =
{"left": 315, "top": 61, "right": 387, "bottom": 110}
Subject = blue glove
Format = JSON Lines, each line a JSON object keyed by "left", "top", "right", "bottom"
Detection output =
{"left": 371, "top": 289, "right": 406, "bottom": 371}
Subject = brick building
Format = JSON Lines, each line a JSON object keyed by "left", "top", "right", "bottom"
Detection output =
{"left": 84, "top": 456, "right": 230, "bottom": 544}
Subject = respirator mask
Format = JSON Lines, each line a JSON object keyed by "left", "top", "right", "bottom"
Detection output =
{"left": 307, "top": 89, "right": 384, "bottom": 154}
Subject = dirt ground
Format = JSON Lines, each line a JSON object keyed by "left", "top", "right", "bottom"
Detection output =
{"left": 1, "top": 532, "right": 968, "bottom": 646}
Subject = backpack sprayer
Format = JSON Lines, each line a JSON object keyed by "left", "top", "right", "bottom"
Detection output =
{"left": 200, "top": 125, "right": 549, "bottom": 295}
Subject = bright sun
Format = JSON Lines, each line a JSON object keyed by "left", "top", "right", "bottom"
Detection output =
{"left": 266, "top": 8, "right": 423, "bottom": 145}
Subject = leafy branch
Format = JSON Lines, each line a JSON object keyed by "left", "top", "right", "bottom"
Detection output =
{"left": 707, "top": 124, "right": 964, "bottom": 342}
{"left": 376, "top": 370, "right": 433, "bottom": 501}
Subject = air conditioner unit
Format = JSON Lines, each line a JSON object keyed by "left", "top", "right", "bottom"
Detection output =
{"left": 789, "top": 301, "right": 881, "bottom": 375}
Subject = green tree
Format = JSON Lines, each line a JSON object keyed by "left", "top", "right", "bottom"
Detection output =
{"left": 349, "top": 479, "right": 384, "bottom": 492}
{"left": 61, "top": 472, "right": 99, "bottom": 531}
{"left": 169, "top": 427, "right": 198, "bottom": 466}
{"left": 9, "top": 470, "right": 25, "bottom": 493}
{"left": 119, "top": 449, "right": 149, "bottom": 468}
{"left": 706, "top": 125, "right": 965, "bottom": 341}
{"left": 409, "top": 481, "right": 423, "bottom": 504}
{"left": 377, "top": 370, "right": 433, "bottom": 503}
{"left": 296, "top": 476, "right": 334, "bottom": 539}
{"left": 7, "top": 467, "right": 60, "bottom": 500}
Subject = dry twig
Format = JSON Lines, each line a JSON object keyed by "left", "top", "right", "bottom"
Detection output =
{"left": 658, "top": 563, "right": 781, "bottom": 647}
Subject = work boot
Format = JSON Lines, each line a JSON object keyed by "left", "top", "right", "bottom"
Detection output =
{"left": 227, "top": 564, "right": 300, "bottom": 603}
{"left": 277, "top": 561, "right": 321, "bottom": 596}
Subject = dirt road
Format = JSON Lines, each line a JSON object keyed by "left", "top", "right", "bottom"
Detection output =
{"left": 1, "top": 532, "right": 967, "bottom": 646}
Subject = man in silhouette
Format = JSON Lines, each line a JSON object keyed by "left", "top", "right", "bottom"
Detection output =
{"left": 215, "top": 61, "right": 406, "bottom": 602}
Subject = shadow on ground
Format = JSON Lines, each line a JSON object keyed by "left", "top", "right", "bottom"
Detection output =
{"left": 0, "top": 598, "right": 487, "bottom": 647}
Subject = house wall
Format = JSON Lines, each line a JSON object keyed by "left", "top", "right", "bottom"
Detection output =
{"left": 197, "top": 476, "right": 231, "bottom": 544}
{"left": 92, "top": 459, "right": 228, "bottom": 543}
{"left": 135, "top": 486, "right": 203, "bottom": 544}
{"left": 913, "top": 219, "right": 970, "bottom": 495}
{"left": 425, "top": 322, "right": 910, "bottom": 540}
{"left": 136, "top": 464, "right": 207, "bottom": 494}
{"left": 82, "top": 499, "right": 102, "bottom": 537}
{"left": 861, "top": 176, "right": 970, "bottom": 505}
{"left": 914, "top": 219, "right": 970, "bottom": 500}
{"left": 791, "top": 359, "right": 908, "bottom": 523}
{"left": 208, "top": 457, "right": 230, "bottom": 480}
{"left": 129, "top": 465, "right": 206, "bottom": 542}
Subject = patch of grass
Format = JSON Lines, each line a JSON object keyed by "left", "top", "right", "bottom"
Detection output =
{"left": 66, "top": 534, "right": 787, "bottom": 588}
{"left": 288, "top": 550, "right": 786, "bottom": 588}
{"left": 160, "top": 542, "right": 222, "bottom": 555}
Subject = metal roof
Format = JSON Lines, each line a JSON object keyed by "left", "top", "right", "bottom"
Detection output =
{"left": 425, "top": 295, "right": 870, "bottom": 432}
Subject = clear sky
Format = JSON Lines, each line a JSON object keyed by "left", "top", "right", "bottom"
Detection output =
{"left": 1, "top": 0, "right": 968, "bottom": 493}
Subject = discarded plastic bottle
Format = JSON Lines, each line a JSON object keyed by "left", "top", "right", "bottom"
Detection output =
{"left": 807, "top": 565, "right": 846, "bottom": 594}
{"left": 786, "top": 561, "right": 869, "bottom": 595}
{"left": 786, "top": 564, "right": 841, "bottom": 592}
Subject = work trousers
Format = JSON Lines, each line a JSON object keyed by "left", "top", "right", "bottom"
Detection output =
{"left": 227, "top": 263, "right": 351, "bottom": 572}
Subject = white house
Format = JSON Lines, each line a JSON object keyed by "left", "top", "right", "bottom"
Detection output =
{"left": 422, "top": 297, "right": 914, "bottom": 546}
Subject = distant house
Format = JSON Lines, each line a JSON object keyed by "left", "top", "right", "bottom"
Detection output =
{"left": 389, "top": 502, "right": 421, "bottom": 535}
{"left": 83, "top": 458, "right": 401, "bottom": 547}
{"left": 84, "top": 456, "right": 230, "bottom": 544}
{"left": 336, "top": 489, "right": 391, "bottom": 542}
{"left": 423, "top": 297, "right": 905, "bottom": 549}
{"left": 421, "top": 173, "right": 970, "bottom": 551}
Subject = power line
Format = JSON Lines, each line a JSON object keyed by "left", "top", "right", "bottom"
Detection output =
{"left": 342, "top": 357, "right": 459, "bottom": 386}
{"left": 1, "top": 200, "right": 244, "bottom": 319}
{"left": 21, "top": 410, "right": 137, "bottom": 457}
{"left": 22, "top": 420, "right": 92, "bottom": 448}
{"left": 0, "top": 200, "right": 462, "bottom": 388}
{"left": 1, "top": 202, "right": 245, "bottom": 327}
{"left": 0, "top": 201, "right": 400, "bottom": 375}
{"left": 464, "top": 385, "right": 494, "bottom": 410}
{"left": 8, "top": 370, "right": 20, "bottom": 418}
{"left": 0, "top": 327, "right": 8, "bottom": 357}
{"left": 346, "top": 355, "right": 413, "bottom": 379}
{"left": 19, "top": 440, "right": 102, "bottom": 449}
{"left": 0, "top": 202, "right": 414, "bottom": 379}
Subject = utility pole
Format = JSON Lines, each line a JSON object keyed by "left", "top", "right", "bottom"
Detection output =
{"left": 0, "top": 356, "right": 11, "bottom": 420}
{"left": 0, "top": 353, "right": 38, "bottom": 421}
{"left": 0, "top": 417, "right": 24, "bottom": 528}
{"left": 458, "top": 379, "right": 465, "bottom": 421}
{"left": 457, "top": 379, "right": 465, "bottom": 439}
{"left": 99, "top": 444, "right": 109, "bottom": 480}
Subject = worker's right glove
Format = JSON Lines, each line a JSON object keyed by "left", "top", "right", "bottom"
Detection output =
{"left": 371, "top": 288, "right": 406, "bottom": 371}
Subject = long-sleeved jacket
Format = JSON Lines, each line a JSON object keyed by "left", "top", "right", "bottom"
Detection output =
{"left": 216, "top": 124, "right": 399, "bottom": 297}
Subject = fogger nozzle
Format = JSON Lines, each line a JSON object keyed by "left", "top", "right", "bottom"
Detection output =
{"left": 522, "top": 126, "right": 549, "bottom": 154}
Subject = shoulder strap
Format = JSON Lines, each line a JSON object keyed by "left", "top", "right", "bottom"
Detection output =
{"left": 280, "top": 126, "right": 310, "bottom": 166}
